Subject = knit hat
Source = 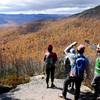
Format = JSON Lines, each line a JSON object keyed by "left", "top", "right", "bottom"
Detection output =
{"left": 77, "top": 44, "right": 85, "bottom": 51}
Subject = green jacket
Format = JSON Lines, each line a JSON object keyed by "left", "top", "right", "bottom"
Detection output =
{"left": 95, "top": 57, "right": 100, "bottom": 75}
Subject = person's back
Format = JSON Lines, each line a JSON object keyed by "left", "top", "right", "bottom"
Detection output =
{"left": 44, "top": 45, "right": 57, "bottom": 88}
{"left": 74, "top": 45, "right": 89, "bottom": 100}
{"left": 64, "top": 42, "right": 77, "bottom": 90}
{"left": 64, "top": 43, "right": 76, "bottom": 67}
{"left": 75, "top": 54, "right": 89, "bottom": 78}
{"left": 45, "top": 52, "right": 54, "bottom": 66}
{"left": 62, "top": 44, "right": 89, "bottom": 100}
{"left": 67, "top": 53, "right": 76, "bottom": 66}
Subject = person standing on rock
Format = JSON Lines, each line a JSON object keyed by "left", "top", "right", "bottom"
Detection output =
{"left": 64, "top": 42, "right": 77, "bottom": 91}
{"left": 62, "top": 44, "right": 89, "bottom": 100}
{"left": 92, "top": 44, "right": 100, "bottom": 99}
{"left": 44, "top": 45, "right": 57, "bottom": 88}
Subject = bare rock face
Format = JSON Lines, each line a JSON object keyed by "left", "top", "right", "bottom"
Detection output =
{"left": 0, "top": 75, "right": 95, "bottom": 100}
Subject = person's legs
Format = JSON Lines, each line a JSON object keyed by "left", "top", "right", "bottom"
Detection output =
{"left": 51, "top": 66, "right": 55, "bottom": 87}
{"left": 74, "top": 78, "right": 83, "bottom": 100}
{"left": 93, "top": 76, "right": 100, "bottom": 98}
{"left": 69, "top": 81, "right": 75, "bottom": 91}
{"left": 94, "top": 85, "right": 99, "bottom": 99}
{"left": 62, "top": 77, "right": 73, "bottom": 99}
{"left": 46, "top": 66, "right": 50, "bottom": 88}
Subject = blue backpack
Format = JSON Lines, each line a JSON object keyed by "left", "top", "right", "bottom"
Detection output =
{"left": 75, "top": 55, "right": 87, "bottom": 77}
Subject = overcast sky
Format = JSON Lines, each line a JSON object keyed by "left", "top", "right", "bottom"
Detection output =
{"left": 0, "top": 0, "right": 100, "bottom": 14}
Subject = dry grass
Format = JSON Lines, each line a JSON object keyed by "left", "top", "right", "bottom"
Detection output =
{"left": 0, "top": 17, "right": 100, "bottom": 86}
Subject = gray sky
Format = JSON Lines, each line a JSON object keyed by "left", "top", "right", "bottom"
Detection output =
{"left": 0, "top": 0, "right": 100, "bottom": 14}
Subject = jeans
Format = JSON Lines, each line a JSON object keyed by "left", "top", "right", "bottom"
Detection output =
{"left": 92, "top": 75, "right": 100, "bottom": 98}
{"left": 62, "top": 76, "right": 83, "bottom": 100}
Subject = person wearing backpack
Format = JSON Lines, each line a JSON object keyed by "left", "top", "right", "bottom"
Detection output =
{"left": 64, "top": 42, "right": 77, "bottom": 91}
{"left": 44, "top": 45, "right": 57, "bottom": 88}
{"left": 92, "top": 44, "right": 100, "bottom": 99}
{"left": 62, "top": 44, "right": 89, "bottom": 100}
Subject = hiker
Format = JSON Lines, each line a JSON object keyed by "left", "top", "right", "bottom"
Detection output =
{"left": 64, "top": 42, "right": 77, "bottom": 90}
{"left": 92, "top": 44, "right": 100, "bottom": 99}
{"left": 44, "top": 45, "right": 57, "bottom": 88}
{"left": 62, "top": 44, "right": 89, "bottom": 100}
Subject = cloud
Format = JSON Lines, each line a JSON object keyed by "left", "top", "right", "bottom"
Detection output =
{"left": 0, "top": 0, "right": 100, "bottom": 14}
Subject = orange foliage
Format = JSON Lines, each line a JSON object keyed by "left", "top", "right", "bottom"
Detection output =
{"left": 0, "top": 18, "right": 100, "bottom": 63}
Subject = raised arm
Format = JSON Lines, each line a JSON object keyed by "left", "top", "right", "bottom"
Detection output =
{"left": 64, "top": 42, "right": 77, "bottom": 55}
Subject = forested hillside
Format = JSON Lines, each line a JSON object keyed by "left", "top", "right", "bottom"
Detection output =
{"left": 0, "top": 5, "right": 100, "bottom": 86}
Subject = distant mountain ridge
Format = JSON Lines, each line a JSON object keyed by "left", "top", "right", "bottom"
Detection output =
{"left": 73, "top": 5, "right": 100, "bottom": 18}
{"left": 0, "top": 14, "right": 67, "bottom": 25}
{"left": 0, "top": 5, "right": 100, "bottom": 26}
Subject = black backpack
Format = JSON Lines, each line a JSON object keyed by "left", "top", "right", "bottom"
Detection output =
{"left": 45, "top": 53, "right": 54, "bottom": 66}
{"left": 64, "top": 57, "right": 70, "bottom": 67}
{"left": 64, "top": 56, "right": 71, "bottom": 74}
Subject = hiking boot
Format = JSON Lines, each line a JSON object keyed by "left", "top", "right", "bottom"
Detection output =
{"left": 51, "top": 83, "right": 56, "bottom": 88}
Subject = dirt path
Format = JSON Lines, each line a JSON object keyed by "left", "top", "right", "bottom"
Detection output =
{"left": 0, "top": 75, "right": 93, "bottom": 100}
